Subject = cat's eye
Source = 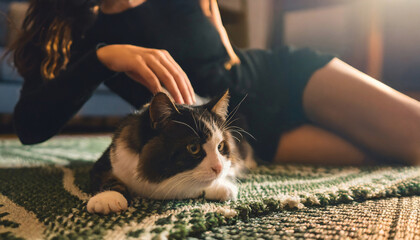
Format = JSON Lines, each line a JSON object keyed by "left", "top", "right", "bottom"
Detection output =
{"left": 218, "top": 141, "right": 225, "bottom": 152}
{"left": 187, "top": 143, "right": 201, "bottom": 155}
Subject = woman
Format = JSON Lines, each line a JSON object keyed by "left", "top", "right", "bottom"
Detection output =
{"left": 11, "top": 0, "right": 420, "bottom": 165}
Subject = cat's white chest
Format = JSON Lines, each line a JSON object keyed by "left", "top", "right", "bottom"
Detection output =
{"left": 110, "top": 141, "right": 141, "bottom": 192}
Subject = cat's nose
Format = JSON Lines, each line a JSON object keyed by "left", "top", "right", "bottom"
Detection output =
{"left": 211, "top": 164, "right": 222, "bottom": 175}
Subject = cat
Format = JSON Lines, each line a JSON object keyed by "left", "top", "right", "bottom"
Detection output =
{"left": 87, "top": 90, "right": 256, "bottom": 214}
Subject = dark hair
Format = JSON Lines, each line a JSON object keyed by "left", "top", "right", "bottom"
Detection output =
{"left": 9, "top": 0, "right": 99, "bottom": 80}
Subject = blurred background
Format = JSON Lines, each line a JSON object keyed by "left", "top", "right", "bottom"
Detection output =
{"left": 1, "top": 0, "right": 420, "bottom": 134}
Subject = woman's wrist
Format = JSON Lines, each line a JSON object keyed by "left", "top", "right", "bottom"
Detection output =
{"left": 94, "top": 45, "right": 119, "bottom": 78}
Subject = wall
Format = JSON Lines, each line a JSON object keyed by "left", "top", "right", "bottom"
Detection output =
{"left": 246, "top": 0, "right": 274, "bottom": 49}
{"left": 382, "top": 0, "right": 420, "bottom": 90}
{"left": 273, "top": 0, "right": 420, "bottom": 90}
{"left": 280, "top": 1, "right": 372, "bottom": 72}
{"left": 220, "top": 0, "right": 275, "bottom": 49}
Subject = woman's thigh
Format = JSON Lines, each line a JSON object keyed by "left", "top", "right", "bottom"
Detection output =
{"left": 302, "top": 58, "right": 420, "bottom": 165}
{"left": 274, "top": 125, "right": 368, "bottom": 165}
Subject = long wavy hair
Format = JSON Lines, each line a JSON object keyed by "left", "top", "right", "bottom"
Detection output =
{"left": 9, "top": 0, "right": 99, "bottom": 80}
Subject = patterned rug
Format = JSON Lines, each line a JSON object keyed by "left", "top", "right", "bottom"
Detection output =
{"left": 0, "top": 136, "right": 419, "bottom": 239}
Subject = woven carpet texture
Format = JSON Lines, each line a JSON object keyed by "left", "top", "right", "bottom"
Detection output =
{"left": 0, "top": 136, "right": 419, "bottom": 239}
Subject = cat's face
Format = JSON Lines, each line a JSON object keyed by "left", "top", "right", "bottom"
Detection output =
{"left": 139, "top": 90, "right": 234, "bottom": 187}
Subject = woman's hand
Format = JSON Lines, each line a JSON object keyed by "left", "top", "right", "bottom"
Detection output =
{"left": 97, "top": 44, "right": 195, "bottom": 104}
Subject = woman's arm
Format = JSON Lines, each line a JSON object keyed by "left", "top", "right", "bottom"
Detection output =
{"left": 14, "top": 44, "right": 195, "bottom": 144}
{"left": 200, "top": 0, "right": 241, "bottom": 69}
{"left": 13, "top": 48, "right": 116, "bottom": 144}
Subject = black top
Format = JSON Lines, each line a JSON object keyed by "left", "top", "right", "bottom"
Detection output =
{"left": 13, "top": 0, "right": 334, "bottom": 160}
{"left": 14, "top": 0, "right": 227, "bottom": 144}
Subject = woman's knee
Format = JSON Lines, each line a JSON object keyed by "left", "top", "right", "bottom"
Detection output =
{"left": 274, "top": 125, "right": 366, "bottom": 165}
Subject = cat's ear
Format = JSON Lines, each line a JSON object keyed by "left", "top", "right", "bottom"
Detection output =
{"left": 206, "top": 89, "right": 230, "bottom": 120}
{"left": 149, "top": 92, "right": 180, "bottom": 129}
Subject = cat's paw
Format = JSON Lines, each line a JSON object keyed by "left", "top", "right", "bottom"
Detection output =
{"left": 205, "top": 182, "right": 238, "bottom": 201}
{"left": 87, "top": 191, "right": 128, "bottom": 214}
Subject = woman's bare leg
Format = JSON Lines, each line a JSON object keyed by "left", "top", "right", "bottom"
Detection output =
{"left": 274, "top": 125, "right": 368, "bottom": 165}
{"left": 300, "top": 58, "right": 420, "bottom": 164}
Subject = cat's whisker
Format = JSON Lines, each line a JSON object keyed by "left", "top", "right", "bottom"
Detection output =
{"left": 221, "top": 115, "right": 233, "bottom": 130}
{"left": 226, "top": 127, "right": 243, "bottom": 136}
{"left": 172, "top": 120, "right": 199, "bottom": 137}
{"left": 222, "top": 94, "right": 248, "bottom": 128}
{"left": 223, "top": 118, "right": 240, "bottom": 130}
{"left": 149, "top": 180, "right": 167, "bottom": 198}
{"left": 233, "top": 177, "right": 241, "bottom": 184}
{"left": 223, "top": 113, "right": 238, "bottom": 128}
{"left": 153, "top": 175, "right": 182, "bottom": 198}
{"left": 202, "top": 119, "right": 212, "bottom": 136}
{"left": 239, "top": 130, "right": 256, "bottom": 140}
{"left": 161, "top": 182, "right": 178, "bottom": 199}
{"left": 161, "top": 173, "right": 194, "bottom": 199}
{"left": 192, "top": 113, "right": 199, "bottom": 132}
{"left": 225, "top": 126, "right": 246, "bottom": 133}
{"left": 224, "top": 103, "right": 239, "bottom": 123}
{"left": 198, "top": 111, "right": 206, "bottom": 132}
{"left": 231, "top": 135, "right": 241, "bottom": 142}
{"left": 226, "top": 126, "right": 256, "bottom": 140}
{"left": 229, "top": 130, "right": 244, "bottom": 140}
{"left": 152, "top": 179, "right": 177, "bottom": 199}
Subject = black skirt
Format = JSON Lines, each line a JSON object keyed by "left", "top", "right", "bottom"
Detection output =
{"left": 191, "top": 46, "right": 335, "bottom": 162}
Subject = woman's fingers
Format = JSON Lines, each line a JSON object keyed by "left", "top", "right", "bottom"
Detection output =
{"left": 162, "top": 51, "right": 196, "bottom": 103}
{"left": 145, "top": 55, "right": 185, "bottom": 104}
{"left": 155, "top": 51, "right": 194, "bottom": 104}
{"left": 129, "top": 58, "right": 162, "bottom": 94}
{"left": 142, "top": 49, "right": 194, "bottom": 104}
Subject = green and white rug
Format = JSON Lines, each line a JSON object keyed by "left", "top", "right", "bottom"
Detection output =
{"left": 0, "top": 136, "right": 419, "bottom": 239}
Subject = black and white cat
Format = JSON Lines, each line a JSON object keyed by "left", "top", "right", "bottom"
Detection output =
{"left": 87, "top": 90, "right": 256, "bottom": 214}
